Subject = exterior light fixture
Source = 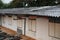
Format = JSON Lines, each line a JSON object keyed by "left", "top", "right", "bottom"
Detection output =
{"left": 25, "top": 3, "right": 28, "bottom": 7}
{"left": 35, "top": 0, "right": 37, "bottom": 1}
{"left": 55, "top": 0, "right": 58, "bottom": 4}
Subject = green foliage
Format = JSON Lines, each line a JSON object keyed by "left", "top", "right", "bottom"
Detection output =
{"left": 0, "top": 0, "right": 3, "bottom": 8}
{"left": 9, "top": 0, "right": 25, "bottom": 8}
{"left": 28, "top": 0, "right": 58, "bottom": 7}
{"left": 9, "top": 0, "right": 59, "bottom": 8}
{"left": 0, "top": 0, "right": 10, "bottom": 9}
{"left": 2, "top": 4, "right": 10, "bottom": 9}
{"left": 0, "top": 0, "right": 60, "bottom": 9}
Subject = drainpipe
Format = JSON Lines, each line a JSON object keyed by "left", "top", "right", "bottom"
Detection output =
{"left": 0, "top": 15, "right": 2, "bottom": 26}
{"left": 24, "top": 18, "right": 26, "bottom": 35}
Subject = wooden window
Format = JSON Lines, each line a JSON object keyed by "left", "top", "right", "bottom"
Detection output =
{"left": 28, "top": 19, "right": 36, "bottom": 32}
{"left": 49, "top": 17, "right": 60, "bottom": 40}
{"left": 2, "top": 16, "right": 5, "bottom": 24}
{"left": 28, "top": 20, "right": 32, "bottom": 31}
{"left": 3, "top": 16, "right": 7, "bottom": 25}
{"left": 17, "top": 19, "right": 24, "bottom": 28}
{"left": 28, "top": 19, "right": 36, "bottom": 37}
{"left": 49, "top": 22, "right": 55, "bottom": 36}
{"left": 55, "top": 23, "right": 60, "bottom": 38}
{"left": 8, "top": 16, "right": 12, "bottom": 26}
{"left": 31, "top": 20, "right": 36, "bottom": 32}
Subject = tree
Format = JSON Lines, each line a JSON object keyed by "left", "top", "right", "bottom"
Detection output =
{"left": 0, "top": 0, "right": 60, "bottom": 9}
{"left": 28, "top": 0, "right": 58, "bottom": 7}
{"left": 0, "top": 0, "right": 3, "bottom": 8}
{"left": 10, "top": 0, "right": 59, "bottom": 8}
{"left": 9, "top": 0, "right": 25, "bottom": 8}
{"left": 2, "top": 4, "right": 10, "bottom": 9}
{"left": 7, "top": 0, "right": 60, "bottom": 8}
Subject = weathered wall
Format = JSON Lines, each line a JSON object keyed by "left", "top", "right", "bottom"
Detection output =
{"left": 36, "top": 18, "right": 49, "bottom": 40}
{"left": 2, "top": 15, "right": 17, "bottom": 31}
{"left": 26, "top": 17, "right": 49, "bottom": 40}
{"left": 1, "top": 15, "right": 60, "bottom": 40}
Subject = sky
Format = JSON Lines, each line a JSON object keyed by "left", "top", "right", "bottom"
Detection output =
{"left": 2, "top": 0, "right": 12, "bottom": 4}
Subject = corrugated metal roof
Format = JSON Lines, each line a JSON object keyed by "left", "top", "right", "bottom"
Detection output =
{"left": 0, "top": 5, "right": 60, "bottom": 17}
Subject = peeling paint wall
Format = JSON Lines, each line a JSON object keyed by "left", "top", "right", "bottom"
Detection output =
{"left": 2, "top": 15, "right": 17, "bottom": 31}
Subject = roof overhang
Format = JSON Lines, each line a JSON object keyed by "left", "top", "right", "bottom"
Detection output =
{"left": 0, "top": 5, "right": 60, "bottom": 17}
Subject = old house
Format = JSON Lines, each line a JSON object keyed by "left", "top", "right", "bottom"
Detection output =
{"left": 0, "top": 5, "right": 60, "bottom": 40}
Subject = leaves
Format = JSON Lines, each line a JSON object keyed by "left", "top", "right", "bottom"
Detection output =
{"left": 9, "top": 0, "right": 59, "bottom": 8}
{"left": 0, "top": 0, "right": 60, "bottom": 9}
{"left": 0, "top": 0, "right": 3, "bottom": 8}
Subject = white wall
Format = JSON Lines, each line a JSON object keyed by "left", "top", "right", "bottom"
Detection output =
{"left": 2, "top": 15, "right": 17, "bottom": 32}
{"left": 1, "top": 15, "right": 49, "bottom": 40}
{"left": 36, "top": 18, "right": 49, "bottom": 40}
{"left": 2, "top": 15, "right": 60, "bottom": 40}
{"left": 26, "top": 17, "right": 50, "bottom": 40}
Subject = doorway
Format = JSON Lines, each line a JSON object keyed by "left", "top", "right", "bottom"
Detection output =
{"left": 17, "top": 19, "right": 25, "bottom": 35}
